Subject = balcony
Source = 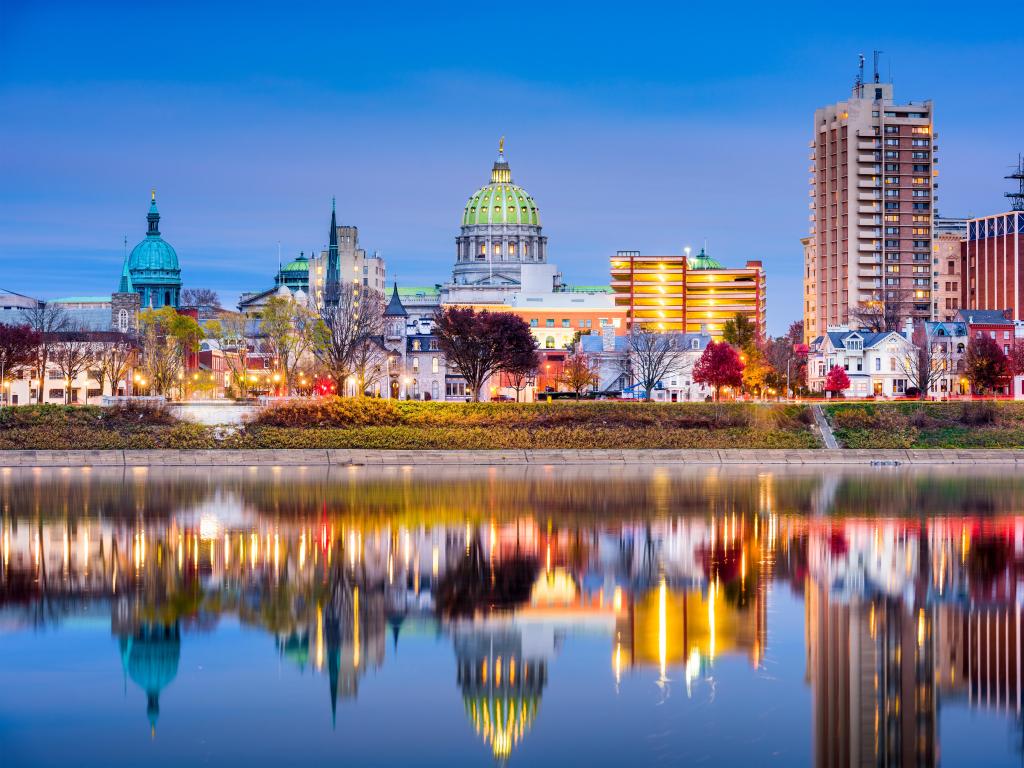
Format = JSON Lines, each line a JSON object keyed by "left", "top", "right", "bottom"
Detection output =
{"left": 858, "top": 191, "right": 882, "bottom": 201}
{"left": 857, "top": 243, "right": 882, "bottom": 252}
{"left": 858, "top": 140, "right": 881, "bottom": 150}
{"left": 857, "top": 154, "right": 880, "bottom": 163}
{"left": 858, "top": 203, "right": 881, "bottom": 214}
{"left": 857, "top": 179, "right": 881, "bottom": 189}
{"left": 858, "top": 217, "right": 881, "bottom": 226}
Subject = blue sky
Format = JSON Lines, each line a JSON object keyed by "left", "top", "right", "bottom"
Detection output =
{"left": 1, "top": 1, "right": 1021, "bottom": 334}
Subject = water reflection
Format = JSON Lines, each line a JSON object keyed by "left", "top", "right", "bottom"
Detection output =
{"left": 3, "top": 466, "right": 1024, "bottom": 765}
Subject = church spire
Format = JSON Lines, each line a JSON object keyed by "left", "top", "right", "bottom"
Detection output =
{"left": 117, "top": 251, "right": 134, "bottom": 293}
{"left": 325, "top": 196, "right": 340, "bottom": 306}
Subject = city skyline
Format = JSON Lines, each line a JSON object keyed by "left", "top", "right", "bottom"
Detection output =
{"left": 2, "top": 2, "right": 1023, "bottom": 334}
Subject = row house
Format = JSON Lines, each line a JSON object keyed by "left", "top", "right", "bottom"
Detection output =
{"left": 807, "top": 328, "right": 917, "bottom": 397}
{"left": 956, "top": 309, "right": 1024, "bottom": 398}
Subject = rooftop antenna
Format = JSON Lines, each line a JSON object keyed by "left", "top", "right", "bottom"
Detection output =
{"left": 1007, "top": 154, "right": 1024, "bottom": 212}
{"left": 872, "top": 50, "right": 882, "bottom": 83}
{"left": 855, "top": 53, "right": 865, "bottom": 96}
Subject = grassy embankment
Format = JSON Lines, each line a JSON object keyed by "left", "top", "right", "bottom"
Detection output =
{"left": 0, "top": 399, "right": 819, "bottom": 450}
{"left": 826, "top": 401, "right": 1024, "bottom": 449}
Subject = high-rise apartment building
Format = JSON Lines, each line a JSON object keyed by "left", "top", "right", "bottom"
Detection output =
{"left": 309, "top": 224, "right": 387, "bottom": 306}
{"left": 807, "top": 71, "right": 936, "bottom": 339}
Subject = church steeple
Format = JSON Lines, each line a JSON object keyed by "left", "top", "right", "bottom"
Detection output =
{"left": 146, "top": 189, "right": 160, "bottom": 236}
{"left": 325, "top": 196, "right": 340, "bottom": 306}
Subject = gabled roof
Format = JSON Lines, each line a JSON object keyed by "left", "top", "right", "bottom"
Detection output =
{"left": 822, "top": 330, "right": 906, "bottom": 350}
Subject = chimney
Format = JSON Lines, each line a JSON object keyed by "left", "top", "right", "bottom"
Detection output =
{"left": 602, "top": 325, "right": 616, "bottom": 352}
{"left": 902, "top": 317, "right": 914, "bottom": 337}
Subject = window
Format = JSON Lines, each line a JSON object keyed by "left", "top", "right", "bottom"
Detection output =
{"left": 545, "top": 336, "right": 555, "bottom": 349}
{"left": 48, "top": 388, "right": 64, "bottom": 400}
{"left": 530, "top": 318, "right": 538, "bottom": 328}
{"left": 411, "top": 339, "right": 421, "bottom": 351}
{"left": 446, "top": 381, "right": 466, "bottom": 398}
{"left": 561, "top": 319, "right": 570, "bottom": 328}
{"left": 1004, "top": 331, "right": 1011, "bottom": 340}
{"left": 889, "top": 357, "right": 896, "bottom": 372}
{"left": 412, "top": 358, "right": 419, "bottom": 372}
{"left": 431, "top": 357, "right": 439, "bottom": 374}
{"left": 875, "top": 358, "right": 881, "bottom": 372}
{"left": 431, "top": 381, "right": 439, "bottom": 400}
{"left": 691, "top": 338, "right": 700, "bottom": 350}
{"left": 117, "top": 309, "right": 129, "bottom": 332}
{"left": 545, "top": 318, "right": 554, "bottom": 328}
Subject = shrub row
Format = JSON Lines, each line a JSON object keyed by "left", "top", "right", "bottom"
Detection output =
{"left": 251, "top": 397, "right": 814, "bottom": 431}
{"left": 0, "top": 399, "right": 818, "bottom": 450}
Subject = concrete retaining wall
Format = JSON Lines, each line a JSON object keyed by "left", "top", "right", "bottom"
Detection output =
{"left": 2, "top": 448, "right": 1024, "bottom": 467}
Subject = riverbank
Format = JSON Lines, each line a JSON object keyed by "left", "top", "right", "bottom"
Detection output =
{"left": 0, "top": 401, "right": 820, "bottom": 450}
{"left": 2, "top": 447, "right": 1024, "bottom": 466}
{"left": 825, "top": 401, "right": 1024, "bottom": 448}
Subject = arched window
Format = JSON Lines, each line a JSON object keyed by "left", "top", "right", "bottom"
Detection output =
{"left": 545, "top": 336, "right": 555, "bottom": 349}
{"left": 117, "top": 309, "right": 129, "bottom": 333}
{"left": 164, "top": 291, "right": 171, "bottom": 306}
{"left": 431, "top": 381, "right": 439, "bottom": 400}
{"left": 431, "top": 356, "right": 439, "bottom": 374}
{"left": 691, "top": 338, "right": 700, "bottom": 350}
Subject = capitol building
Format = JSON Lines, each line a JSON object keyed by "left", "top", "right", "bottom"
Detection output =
{"left": 443, "top": 140, "right": 562, "bottom": 304}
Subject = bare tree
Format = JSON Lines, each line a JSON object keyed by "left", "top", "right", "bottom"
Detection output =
{"left": 96, "top": 335, "right": 137, "bottom": 397}
{"left": 618, "top": 330, "right": 691, "bottom": 401}
{"left": 351, "top": 337, "right": 388, "bottom": 396}
{"left": 897, "top": 322, "right": 953, "bottom": 398}
{"left": 850, "top": 288, "right": 913, "bottom": 333}
{"left": 313, "top": 285, "right": 386, "bottom": 395}
{"left": 50, "top": 330, "right": 95, "bottom": 404}
{"left": 180, "top": 288, "right": 221, "bottom": 308}
{"left": 21, "top": 302, "right": 69, "bottom": 403}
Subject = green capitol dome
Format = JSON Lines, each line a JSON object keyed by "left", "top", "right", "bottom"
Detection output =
{"left": 461, "top": 146, "right": 541, "bottom": 227}
{"left": 452, "top": 139, "right": 549, "bottom": 289}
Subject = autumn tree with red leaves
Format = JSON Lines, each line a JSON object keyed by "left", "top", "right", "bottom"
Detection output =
{"left": 693, "top": 341, "right": 744, "bottom": 401}
{"left": 824, "top": 365, "right": 851, "bottom": 396}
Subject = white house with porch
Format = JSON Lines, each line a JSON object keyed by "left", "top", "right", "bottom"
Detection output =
{"left": 807, "top": 327, "right": 917, "bottom": 397}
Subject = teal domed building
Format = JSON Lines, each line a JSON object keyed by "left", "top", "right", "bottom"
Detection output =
{"left": 452, "top": 140, "right": 548, "bottom": 289}
{"left": 126, "top": 191, "right": 182, "bottom": 308}
{"left": 274, "top": 252, "right": 310, "bottom": 291}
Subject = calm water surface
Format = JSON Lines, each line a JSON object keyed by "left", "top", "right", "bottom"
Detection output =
{"left": 2, "top": 464, "right": 1024, "bottom": 767}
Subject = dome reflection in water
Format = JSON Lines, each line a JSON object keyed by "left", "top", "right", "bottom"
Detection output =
{"left": 2, "top": 465, "right": 1024, "bottom": 767}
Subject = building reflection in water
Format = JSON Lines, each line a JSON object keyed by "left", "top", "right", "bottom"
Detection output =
{"left": 4, "top": 466, "right": 1024, "bottom": 763}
